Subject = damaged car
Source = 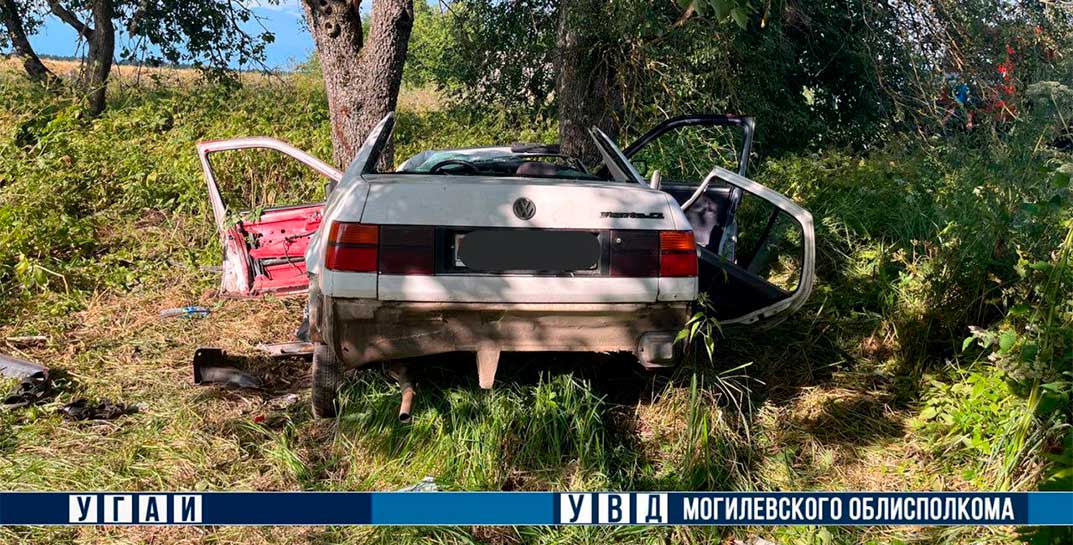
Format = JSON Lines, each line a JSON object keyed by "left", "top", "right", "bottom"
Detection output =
{"left": 197, "top": 114, "right": 815, "bottom": 417}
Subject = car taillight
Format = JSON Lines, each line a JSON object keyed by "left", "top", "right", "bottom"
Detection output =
{"left": 379, "top": 226, "right": 435, "bottom": 275}
{"left": 659, "top": 230, "right": 698, "bottom": 277}
{"left": 325, "top": 222, "right": 378, "bottom": 272}
{"left": 325, "top": 222, "right": 436, "bottom": 275}
{"left": 610, "top": 230, "right": 697, "bottom": 277}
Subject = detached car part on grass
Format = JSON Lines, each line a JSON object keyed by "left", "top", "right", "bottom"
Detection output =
{"left": 1, "top": 352, "right": 50, "bottom": 411}
{"left": 198, "top": 113, "right": 815, "bottom": 418}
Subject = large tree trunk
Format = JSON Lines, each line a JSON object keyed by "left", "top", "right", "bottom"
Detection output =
{"left": 47, "top": 0, "right": 115, "bottom": 117}
{"left": 303, "top": 0, "right": 414, "bottom": 168}
{"left": 84, "top": 0, "right": 114, "bottom": 117}
{"left": 0, "top": 0, "right": 57, "bottom": 83}
{"left": 556, "top": 0, "right": 623, "bottom": 165}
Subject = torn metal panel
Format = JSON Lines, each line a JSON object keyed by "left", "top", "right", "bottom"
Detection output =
{"left": 0, "top": 352, "right": 47, "bottom": 381}
{"left": 256, "top": 342, "right": 315, "bottom": 358}
{"left": 193, "top": 347, "right": 261, "bottom": 388}
{"left": 2, "top": 354, "right": 50, "bottom": 411}
{"left": 59, "top": 398, "right": 137, "bottom": 421}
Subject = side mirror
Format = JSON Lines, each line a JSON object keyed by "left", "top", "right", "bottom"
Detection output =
{"left": 649, "top": 169, "right": 662, "bottom": 190}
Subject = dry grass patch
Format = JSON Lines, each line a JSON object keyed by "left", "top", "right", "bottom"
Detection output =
{"left": 0, "top": 57, "right": 278, "bottom": 86}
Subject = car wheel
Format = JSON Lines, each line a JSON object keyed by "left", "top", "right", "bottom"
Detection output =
{"left": 311, "top": 343, "right": 342, "bottom": 418}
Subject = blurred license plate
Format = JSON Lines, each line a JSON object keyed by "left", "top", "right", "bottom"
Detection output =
{"left": 455, "top": 230, "right": 599, "bottom": 272}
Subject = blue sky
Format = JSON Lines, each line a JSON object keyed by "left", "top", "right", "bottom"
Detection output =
{"left": 28, "top": 1, "right": 319, "bottom": 71}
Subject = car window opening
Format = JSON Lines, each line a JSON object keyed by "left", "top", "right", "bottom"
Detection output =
{"left": 394, "top": 149, "right": 603, "bottom": 181}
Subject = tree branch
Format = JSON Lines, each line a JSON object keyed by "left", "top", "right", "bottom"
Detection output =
{"left": 0, "top": 0, "right": 59, "bottom": 84}
{"left": 126, "top": 0, "right": 151, "bottom": 34}
{"left": 47, "top": 0, "right": 93, "bottom": 39}
{"left": 674, "top": 3, "right": 696, "bottom": 27}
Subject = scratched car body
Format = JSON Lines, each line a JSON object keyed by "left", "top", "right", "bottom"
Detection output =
{"left": 198, "top": 114, "right": 815, "bottom": 417}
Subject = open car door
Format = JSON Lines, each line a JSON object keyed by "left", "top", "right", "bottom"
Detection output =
{"left": 688, "top": 166, "right": 815, "bottom": 324}
{"left": 618, "top": 114, "right": 814, "bottom": 325}
{"left": 197, "top": 138, "right": 342, "bottom": 296}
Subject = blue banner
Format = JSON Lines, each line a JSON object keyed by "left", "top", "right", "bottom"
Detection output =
{"left": 0, "top": 492, "right": 1069, "bottom": 526}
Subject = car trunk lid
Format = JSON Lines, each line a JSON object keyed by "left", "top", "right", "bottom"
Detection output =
{"left": 358, "top": 175, "right": 683, "bottom": 230}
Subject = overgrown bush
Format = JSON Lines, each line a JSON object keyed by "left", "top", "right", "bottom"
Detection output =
{"left": 753, "top": 119, "right": 1072, "bottom": 496}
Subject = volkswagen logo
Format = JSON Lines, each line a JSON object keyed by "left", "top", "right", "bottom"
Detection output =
{"left": 513, "top": 197, "right": 536, "bottom": 220}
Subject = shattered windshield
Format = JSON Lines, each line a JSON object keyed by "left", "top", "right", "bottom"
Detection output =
{"left": 395, "top": 147, "right": 600, "bottom": 180}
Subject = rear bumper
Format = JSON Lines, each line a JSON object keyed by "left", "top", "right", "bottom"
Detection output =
{"left": 319, "top": 271, "right": 697, "bottom": 303}
{"left": 319, "top": 298, "right": 690, "bottom": 368}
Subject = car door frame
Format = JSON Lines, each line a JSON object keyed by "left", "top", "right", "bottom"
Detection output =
{"left": 592, "top": 115, "right": 814, "bottom": 325}
{"left": 621, "top": 114, "right": 755, "bottom": 256}
{"left": 620, "top": 114, "right": 755, "bottom": 178}
{"left": 699, "top": 165, "right": 815, "bottom": 325}
{"left": 197, "top": 137, "right": 343, "bottom": 233}
{"left": 196, "top": 137, "right": 343, "bottom": 296}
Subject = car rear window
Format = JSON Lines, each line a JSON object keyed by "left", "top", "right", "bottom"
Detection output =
{"left": 393, "top": 149, "right": 600, "bottom": 180}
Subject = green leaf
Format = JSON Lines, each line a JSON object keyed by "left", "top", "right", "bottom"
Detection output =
{"left": 1037, "top": 392, "right": 1062, "bottom": 416}
{"left": 712, "top": 0, "right": 729, "bottom": 19}
{"left": 962, "top": 336, "right": 974, "bottom": 351}
{"left": 1008, "top": 303, "right": 1030, "bottom": 316}
{"left": 998, "top": 331, "right": 1017, "bottom": 353}
{"left": 674, "top": 329, "right": 689, "bottom": 344}
{"left": 730, "top": 6, "right": 749, "bottom": 28}
{"left": 1020, "top": 342, "right": 1038, "bottom": 362}
{"left": 1053, "top": 167, "right": 1071, "bottom": 188}
{"left": 1040, "top": 382, "right": 1068, "bottom": 393}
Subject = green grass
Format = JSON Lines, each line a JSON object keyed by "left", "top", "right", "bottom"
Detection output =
{"left": 0, "top": 67, "right": 1070, "bottom": 544}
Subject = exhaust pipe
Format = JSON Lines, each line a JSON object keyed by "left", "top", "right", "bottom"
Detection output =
{"left": 398, "top": 381, "right": 415, "bottom": 423}
{"left": 388, "top": 363, "right": 414, "bottom": 424}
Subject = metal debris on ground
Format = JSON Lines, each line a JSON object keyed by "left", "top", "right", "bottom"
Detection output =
{"left": 3, "top": 335, "right": 48, "bottom": 348}
{"left": 192, "top": 347, "right": 262, "bottom": 388}
{"left": 59, "top": 398, "right": 137, "bottom": 421}
{"left": 397, "top": 476, "right": 438, "bottom": 492}
{"left": 734, "top": 538, "right": 777, "bottom": 545}
{"left": 256, "top": 342, "right": 315, "bottom": 359}
{"left": 2, "top": 372, "right": 50, "bottom": 411}
{"left": 0, "top": 352, "right": 48, "bottom": 380}
{"left": 159, "top": 306, "right": 211, "bottom": 319}
{"left": 268, "top": 393, "right": 300, "bottom": 410}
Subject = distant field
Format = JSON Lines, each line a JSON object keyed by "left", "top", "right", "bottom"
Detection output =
{"left": 0, "top": 57, "right": 443, "bottom": 112}
{"left": 2, "top": 57, "right": 211, "bottom": 83}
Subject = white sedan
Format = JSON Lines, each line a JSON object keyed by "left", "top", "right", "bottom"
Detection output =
{"left": 198, "top": 114, "right": 814, "bottom": 417}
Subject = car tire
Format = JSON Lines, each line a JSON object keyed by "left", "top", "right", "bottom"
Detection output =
{"left": 311, "top": 343, "right": 342, "bottom": 418}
